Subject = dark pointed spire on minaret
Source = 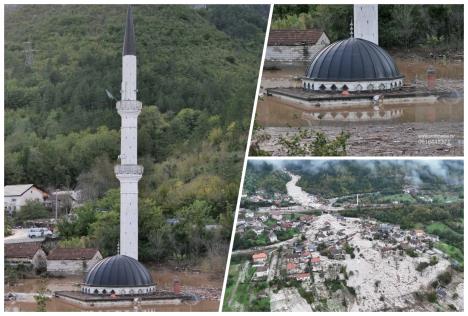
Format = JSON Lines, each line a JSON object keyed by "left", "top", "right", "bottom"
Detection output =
{"left": 123, "top": 5, "right": 136, "bottom": 56}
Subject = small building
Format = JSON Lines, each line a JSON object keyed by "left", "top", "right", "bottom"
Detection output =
{"left": 266, "top": 29, "right": 330, "bottom": 64}
{"left": 436, "top": 286, "right": 447, "bottom": 299}
{"left": 301, "top": 250, "right": 311, "bottom": 258}
{"left": 45, "top": 190, "right": 82, "bottom": 215}
{"left": 269, "top": 231, "right": 278, "bottom": 243}
{"left": 255, "top": 266, "right": 269, "bottom": 279}
{"left": 379, "top": 223, "right": 392, "bottom": 234}
{"left": 252, "top": 252, "right": 268, "bottom": 265}
{"left": 294, "top": 244, "right": 304, "bottom": 254}
{"left": 286, "top": 262, "right": 300, "bottom": 274}
{"left": 271, "top": 211, "right": 283, "bottom": 221}
{"left": 4, "top": 184, "right": 48, "bottom": 214}
{"left": 252, "top": 227, "right": 264, "bottom": 235}
{"left": 293, "top": 273, "right": 310, "bottom": 281}
{"left": 413, "top": 229, "right": 426, "bottom": 238}
{"left": 245, "top": 211, "right": 254, "bottom": 218}
{"left": 308, "top": 244, "right": 317, "bottom": 252}
{"left": 47, "top": 248, "right": 103, "bottom": 276}
{"left": 310, "top": 256, "right": 321, "bottom": 266}
{"left": 329, "top": 246, "right": 345, "bottom": 260}
{"left": 5, "top": 242, "right": 47, "bottom": 273}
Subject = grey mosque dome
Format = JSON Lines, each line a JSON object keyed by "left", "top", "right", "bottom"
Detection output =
{"left": 82, "top": 255, "right": 156, "bottom": 295}
{"left": 303, "top": 38, "right": 404, "bottom": 92}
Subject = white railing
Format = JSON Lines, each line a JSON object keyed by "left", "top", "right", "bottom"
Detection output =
{"left": 116, "top": 100, "right": 142, "bottom": 112}
{"left": 114, "top": 164, "right": 144, "bottom": 175}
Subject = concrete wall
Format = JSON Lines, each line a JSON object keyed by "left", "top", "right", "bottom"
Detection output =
{"left": 47, "top": 253, "right": 103, "bottom": 276}
{"left": 6, "top": 249, "right": 47, "bottom": 272}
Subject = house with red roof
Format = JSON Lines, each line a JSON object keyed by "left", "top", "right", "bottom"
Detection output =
{"left": 293, "top": 273, "right": 311, "bottom": 281}
{"left": 5, "top": 242, "right": 47, "bottom": 273}
{"left": 310, "top": 256, "right": 321, "bottom": 271}
{"left": 252, "top": 252, "right": 268, "bottom": 266}
{"left": 286, "top": 262, "right": 300, "bottom": 274}
{"left": 266, "top": 29, "right": 330, "bottom": 64}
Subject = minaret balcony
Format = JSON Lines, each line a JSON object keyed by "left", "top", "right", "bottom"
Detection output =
{"left": 116, "top": 100, "right": 142, "bottom": 113}
{"left": 115, "top": 164, "right": 144, "bottom": 177}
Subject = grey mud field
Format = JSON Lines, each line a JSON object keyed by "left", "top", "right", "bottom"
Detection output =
{"left": 254, "top": 122, "right": 463, "bottom": 156}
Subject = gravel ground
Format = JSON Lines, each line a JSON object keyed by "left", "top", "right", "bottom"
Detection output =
{"left": 270, "top": 287, "right": 312, "bottom": 312}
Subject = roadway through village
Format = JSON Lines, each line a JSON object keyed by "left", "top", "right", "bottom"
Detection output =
{"left": 4, "top": 229, "right": 45, "bottom": 244}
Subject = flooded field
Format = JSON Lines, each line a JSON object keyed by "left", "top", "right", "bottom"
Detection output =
{"left": 4, "top": 265, "right": 222, "bottom": 312}
{"left": 254, "top": 58, "right": 463, "bottom": 156}
{"left": 257, "top": 97, "right": 463, "bottom": 127}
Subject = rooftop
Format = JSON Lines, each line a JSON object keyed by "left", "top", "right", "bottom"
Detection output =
{"left": 5, "top": 242, "right": 42, "bottom": 259}
{"left": 252, "top": 252, "right": 267, "bottom": 260}
{"left": 84, "top": 255, "right": 154, "bottom": 287}
{"left": 305, "top": 38, "right": 403, "bottom": 82}
{"left": 268, "top": 29, "right": 326, "bottom": 46}
{"left": 48, "top": 248, "right": 100, "bottom": 260}
{"left": 4, "top": 184, "right": 34, "bottom": 196}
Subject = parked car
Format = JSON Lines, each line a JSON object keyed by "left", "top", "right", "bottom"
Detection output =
{"left": 28, "top": 227, "right": 53, "bottom": 238}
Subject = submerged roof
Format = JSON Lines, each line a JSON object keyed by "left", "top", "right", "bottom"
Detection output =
{"left": 84, "top": 255, "right": 154, "bottom": 287}
{"left": 268, "top": 29, "right": 327, "bottom": 46}
{"left": 48, "top": 248, "right": 100, "bottom": 260}
{"left": 123, "top": 6, "right": 136, "bottom": 56}
{"left": 5, "top": 242, "right": 43, "bottom": 259}
{"left": 305, "top": 38, "right": 403, "bottom": 82}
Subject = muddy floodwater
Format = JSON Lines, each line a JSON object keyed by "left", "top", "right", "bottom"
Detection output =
{"left": 254, "top": 58, "right": 463, "bottom": 156}
{"left": 257, "top": 96, "right": 463, "bottom": 127}
{"left": 4, "top": 265, "right": 221, "bottom": 312}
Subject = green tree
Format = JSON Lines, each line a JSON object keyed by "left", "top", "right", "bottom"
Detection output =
{"left": 16, "top": 200, "right": 50, "bottom": 223}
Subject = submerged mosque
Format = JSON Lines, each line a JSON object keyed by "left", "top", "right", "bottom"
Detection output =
{"left": 80, "top": 6, "right": 156, "bottom": 296}
{"left": 302, "top": 4, "right": 404, "bottom": 92}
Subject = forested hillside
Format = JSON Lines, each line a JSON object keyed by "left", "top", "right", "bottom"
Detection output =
{"left": 4, "top": 5, "right": 268, "bottom": 264}
{"left": 287, "top": 160, "right": 463, "bottom": 198}
{"left": 272, "top": 4, "right": 463, "bottom": 50}
{"left": 243, "top": 161, "right": 291, "bottom": 195}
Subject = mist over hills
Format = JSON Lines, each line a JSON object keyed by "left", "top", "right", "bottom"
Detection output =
{"left": 246, "top": 160, "right": 463, "bottom": 197}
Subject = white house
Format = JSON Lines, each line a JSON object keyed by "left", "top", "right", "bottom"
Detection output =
{"left": 47, "top": 248, "right": 103, "bottom": 276}
{"left": 4, "top": 184, "right": 48, "bottom": 214}
{"left": 266, "top": 29, "right": 330, "bottom": 64}
{"left": 5, "top": 242, "right": 47, "bottom": 273}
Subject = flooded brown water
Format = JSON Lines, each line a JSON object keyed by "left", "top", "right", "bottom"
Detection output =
{"left": 253, "top": 58, "right": 463, "bottom": 156}
{"left": 257, "top": 97, "right": 463, "bottom": 127}
{"left": 257, "top": 58, "right": 463, "bottom": 128}
{"left": 4, "top": 265, "right": 222, "bottom": 312}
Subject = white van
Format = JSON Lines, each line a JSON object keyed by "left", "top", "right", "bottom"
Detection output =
{"left": 28, "top": 228, "right": 52, "bottom": 238}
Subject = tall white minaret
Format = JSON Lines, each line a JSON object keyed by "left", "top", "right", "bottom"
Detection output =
{"left": 115, "top": 6, "right": 142, "bottom": 260}
{"left": 353, "top": 4, "right": 378, "bottom": 45}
